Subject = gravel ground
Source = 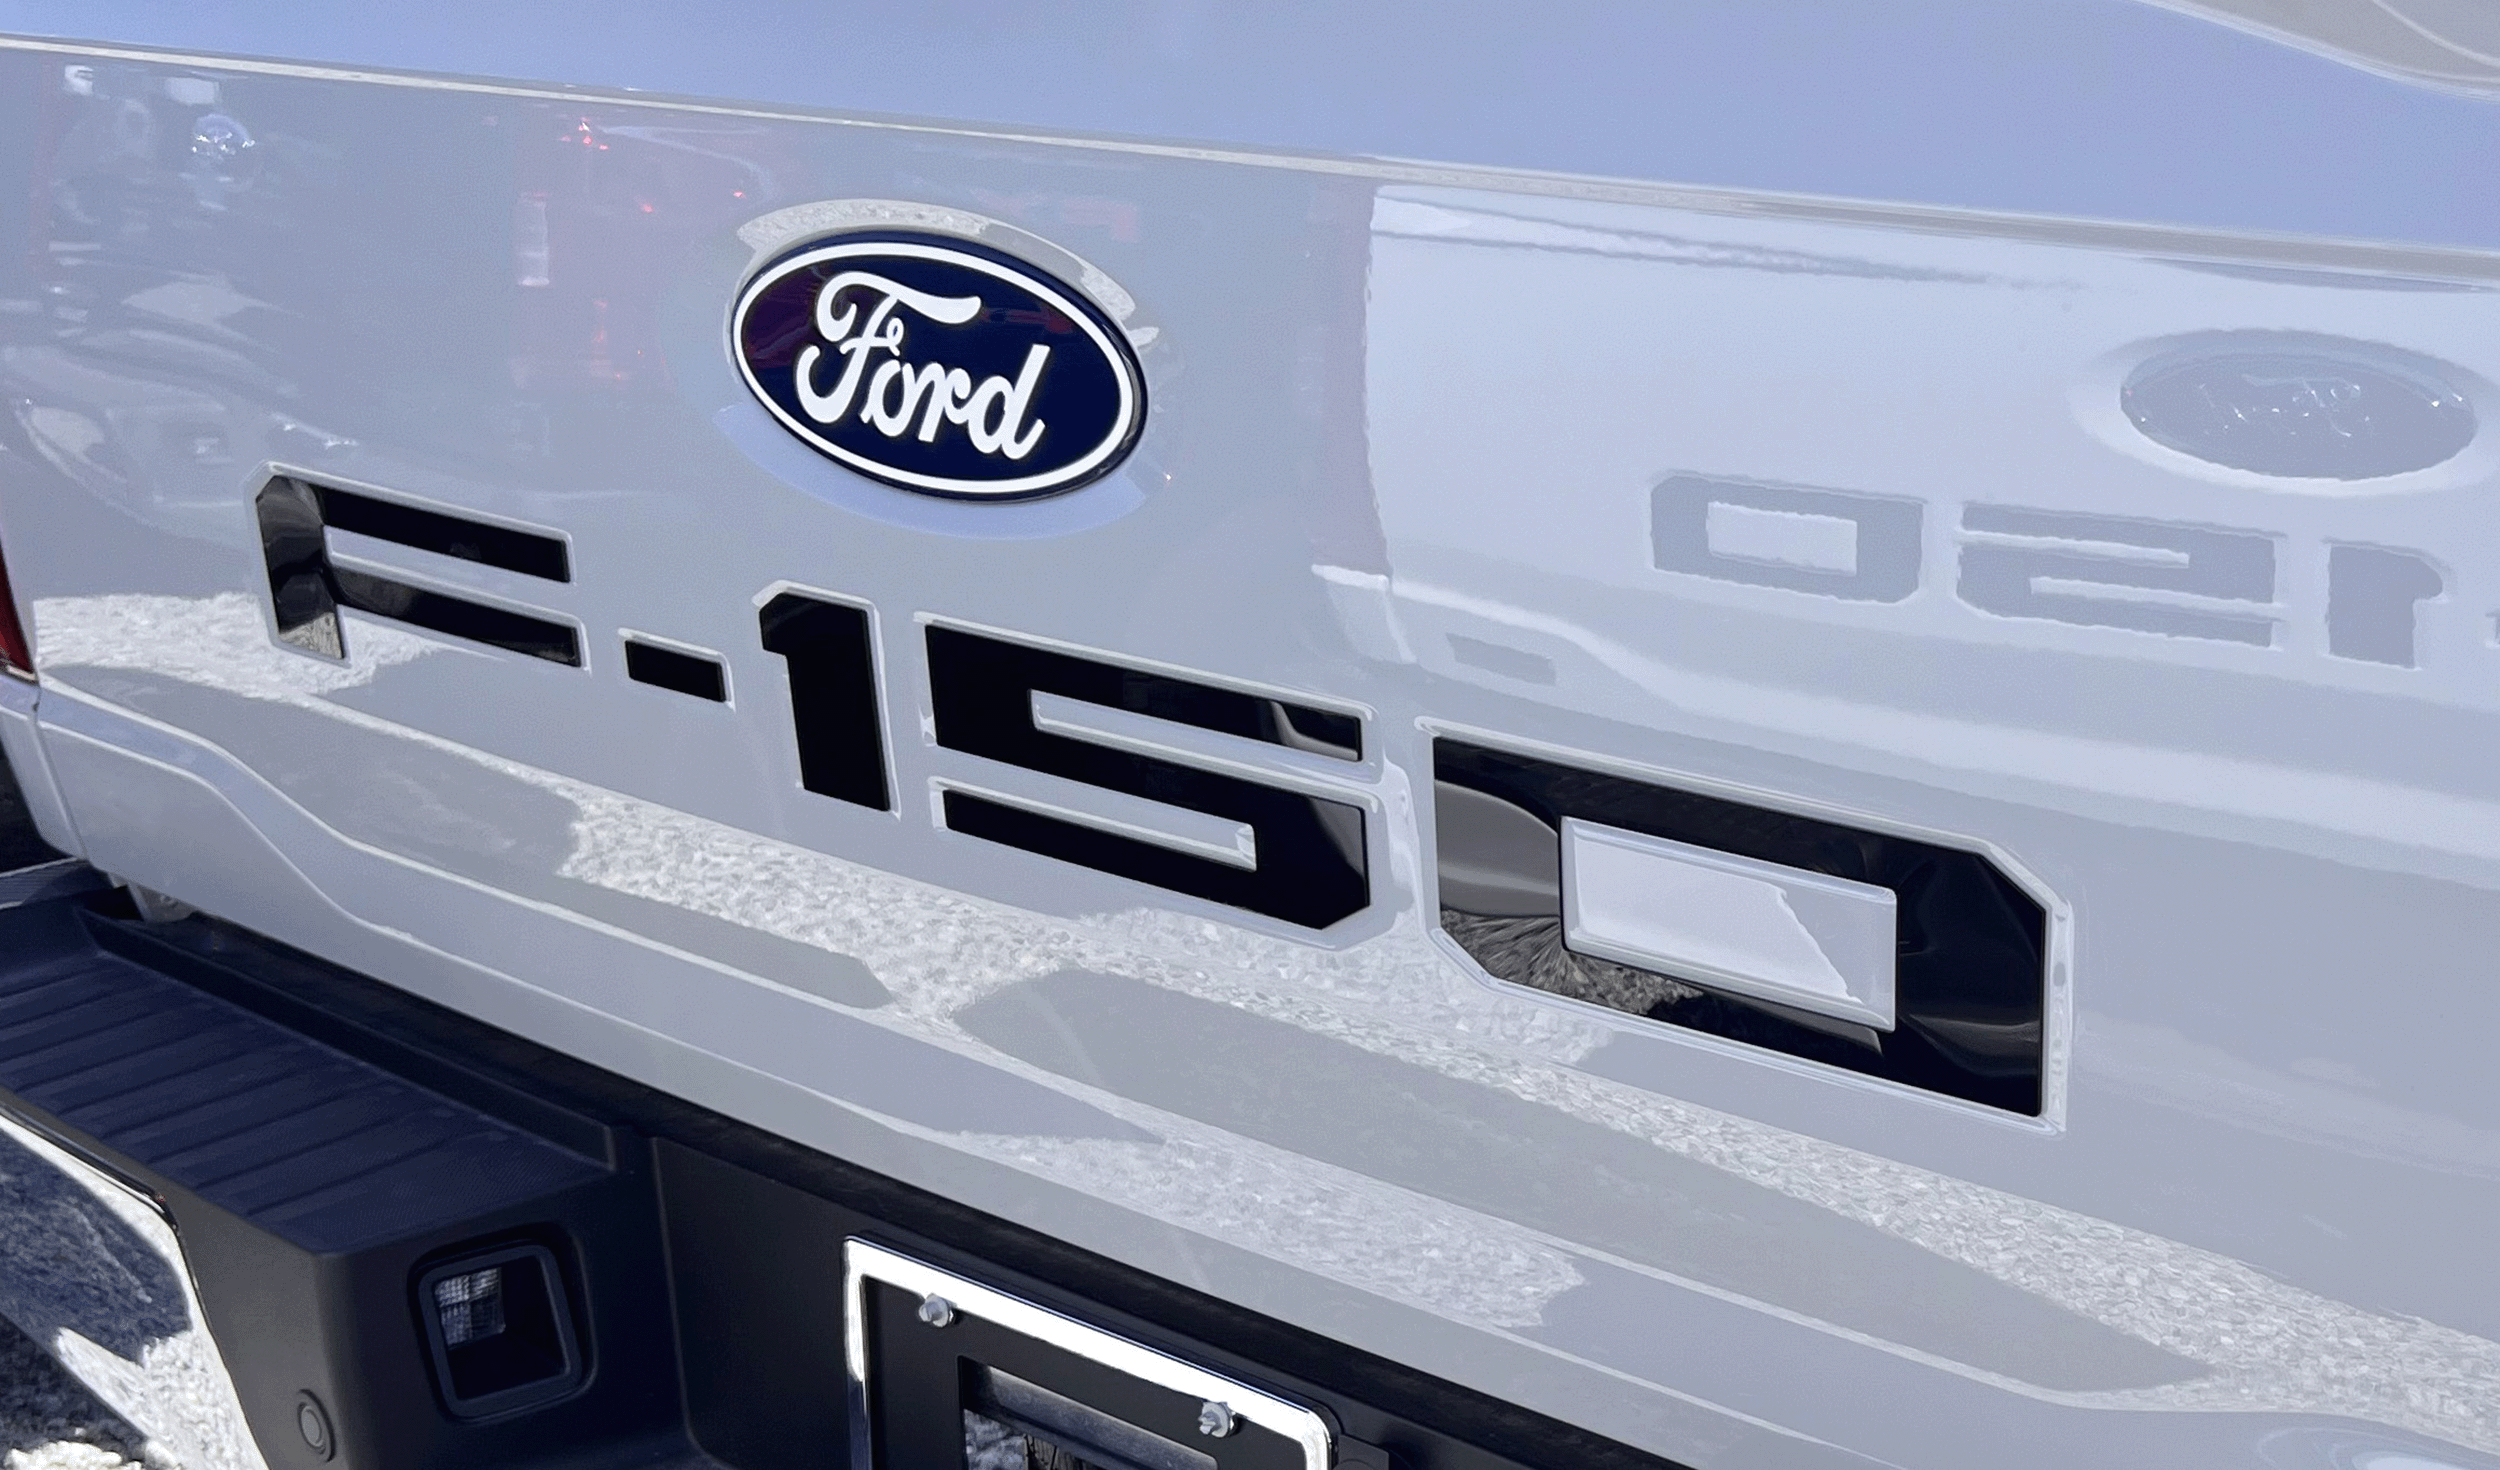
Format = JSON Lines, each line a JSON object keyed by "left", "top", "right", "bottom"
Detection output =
{"left": 0, "top": 1315, "right": 161, "bottom": 1469}
{"left": 0, "top": 754, "right": 164, "bottom": 1467}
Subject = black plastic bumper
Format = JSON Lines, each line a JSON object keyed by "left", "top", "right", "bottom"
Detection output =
{"left": 0, "top": 886, "right": 1685, "bottom": 1470}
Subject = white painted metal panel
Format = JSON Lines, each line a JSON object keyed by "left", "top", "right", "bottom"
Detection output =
{"left": 1561, "top": 817, "right": 1897, "bottom": 1030}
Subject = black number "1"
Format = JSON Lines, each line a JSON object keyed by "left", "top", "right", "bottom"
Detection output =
{"left": 761, "top": 601, "right": 1370, "bottom": 930}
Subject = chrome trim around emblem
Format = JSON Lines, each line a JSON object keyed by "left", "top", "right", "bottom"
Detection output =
{"left": 841, "top": 1239, "right": 1332, "bottom": 1470}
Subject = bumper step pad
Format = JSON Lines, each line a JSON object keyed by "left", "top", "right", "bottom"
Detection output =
{"left": 0, "top": 903, "right": 605, "bottom": 1255}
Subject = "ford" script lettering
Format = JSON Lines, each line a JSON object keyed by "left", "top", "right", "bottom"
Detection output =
{"left": 734, "top": 234, "right": 1145, "bottom": 500}
{"left": 792, "top": 273, "right": 1049, "bottom": 460}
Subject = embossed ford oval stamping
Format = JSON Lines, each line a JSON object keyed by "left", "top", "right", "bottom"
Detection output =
{"left": 2121, "top": 344, "right": 2475, "bottom": 481}
{"left": 733, "top": 234, "right": 1144, "bottom": 499}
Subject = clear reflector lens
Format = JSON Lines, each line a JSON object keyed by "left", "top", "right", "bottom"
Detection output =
{"left": 432, "top": 1267, "right": 506, "bottom": 1347}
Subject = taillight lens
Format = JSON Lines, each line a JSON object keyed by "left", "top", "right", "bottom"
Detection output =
{"left": 0, "top": 538, "right": 32, "bottom": 679}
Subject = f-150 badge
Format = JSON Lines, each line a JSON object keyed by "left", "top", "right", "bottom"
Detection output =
{"left": 732, "top": 233, "right": 1145, "bottom": 499}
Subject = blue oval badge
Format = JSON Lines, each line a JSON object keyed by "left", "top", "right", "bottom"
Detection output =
{"left": 2121, "top": 345, "right": 2474, "bottom": 481}
{"left": 733, "top": 234, "right": 1145, "bottom": 499}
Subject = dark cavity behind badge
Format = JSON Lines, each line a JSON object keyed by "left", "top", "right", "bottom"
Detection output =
{"left": 733, "top": 233, "right": 1145, "bottom": 499}
{"left": 2121, "top": 338, "right": 2475, "bottom": 480}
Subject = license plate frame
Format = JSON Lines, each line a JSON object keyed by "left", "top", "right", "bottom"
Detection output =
{"left": 843, "top": 1239, "right": 1332, "bottom": 1470}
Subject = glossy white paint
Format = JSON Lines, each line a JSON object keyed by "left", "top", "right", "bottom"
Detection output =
{"left": 1560, "top": 819, "right": 1898, "bottom": 1031}
{"left": 0, "top": 678, "right": 75, "bottom": 857}
{"left": 0, "top": 8, "right": 2493, "bottom": 1469}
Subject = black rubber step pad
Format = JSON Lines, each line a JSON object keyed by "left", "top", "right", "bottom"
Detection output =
{"left": 0, "top": 901, "right": 605, "bottom": 1254}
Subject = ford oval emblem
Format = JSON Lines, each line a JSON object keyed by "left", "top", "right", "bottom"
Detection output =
{"left": 733, "top": 233, "right": 1145, "bottom": 499}
{"left": 2120, "top": 343, "right": 2475, "bottom": 481}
